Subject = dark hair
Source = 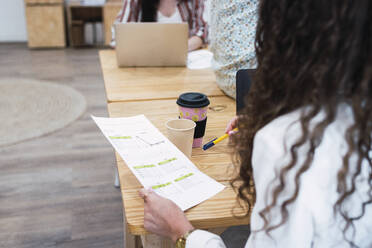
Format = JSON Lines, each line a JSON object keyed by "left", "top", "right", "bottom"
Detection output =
{"left": 140, "top": 0, "right": 160, "bottom": 22}
{"left": 232, "top": 0, "right": 371, "bottom": 247}
{"left": 140, "top": 0, "right": 187, "bottom": 22}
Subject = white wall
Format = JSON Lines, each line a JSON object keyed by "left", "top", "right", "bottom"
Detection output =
{"left": 0, "top": 0, "right": 28, "bottom": 42}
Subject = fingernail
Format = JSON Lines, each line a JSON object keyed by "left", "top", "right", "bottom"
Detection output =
{"left": 138, "top": 189, "right": 145, "bottom": 198}
{"left": 228, "top": 130, "right": 237, "bottom": 135}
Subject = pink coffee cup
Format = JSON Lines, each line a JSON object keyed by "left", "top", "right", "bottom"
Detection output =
{"left": 176, "top": 92, "right": 210, "bottom": 147}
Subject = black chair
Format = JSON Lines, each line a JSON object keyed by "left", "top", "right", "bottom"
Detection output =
{"left": 236, "top": 69, "right": 255, "bottom": 114}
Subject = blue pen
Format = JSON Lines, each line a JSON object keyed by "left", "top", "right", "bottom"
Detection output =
{"left": 202, "top": 128, "right": 238, "bottom": 150}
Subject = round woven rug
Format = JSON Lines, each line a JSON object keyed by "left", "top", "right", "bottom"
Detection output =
{"left": 0, "top": 78, "right": 86, "bottom": 147}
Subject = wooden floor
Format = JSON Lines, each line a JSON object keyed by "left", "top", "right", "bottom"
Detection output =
{"left": 0, "top": 44, "right": 124, "bottom": 248}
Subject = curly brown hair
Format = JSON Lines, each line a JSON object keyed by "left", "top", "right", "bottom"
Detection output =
{"left": 232, "top": 0, "right": 371, "bottom": 246}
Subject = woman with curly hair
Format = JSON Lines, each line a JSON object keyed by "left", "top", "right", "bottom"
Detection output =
{"left": 139, "top": 0, "right": 372, "bottom": 247}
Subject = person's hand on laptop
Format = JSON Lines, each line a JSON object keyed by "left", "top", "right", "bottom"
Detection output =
{"left": 188, "top": 36, "right": 203, "bottom": 51}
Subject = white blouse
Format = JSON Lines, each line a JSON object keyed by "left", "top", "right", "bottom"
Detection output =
{"left": 186, "top": 105, "right": 372, "bottom": 247}
{"left": 157, "top": 9, "right": 183, "bottom": 23}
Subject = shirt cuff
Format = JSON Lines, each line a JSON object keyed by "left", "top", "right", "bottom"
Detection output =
{"left": 190, "top": 29, "right": 207, "bottom": 44}
{"left": 186, "top": 230, "right": 226, "bottom": 248}
{"left": 195, "top": 30, "right": 204, "bottom": 38}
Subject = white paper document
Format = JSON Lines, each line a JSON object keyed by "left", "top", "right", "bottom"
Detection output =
{"left": 187, "top": 50, "right": 213, "bottom": 70}
{"left": 92, "top": 115, "right": 225, "bottom": 211}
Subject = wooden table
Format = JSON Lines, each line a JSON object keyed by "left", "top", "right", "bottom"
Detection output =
{"left": 99, "top": 50, "right": 250, "bottom": 247}
{"left": 99, "top": 50, "right": 224, "bottom": 102}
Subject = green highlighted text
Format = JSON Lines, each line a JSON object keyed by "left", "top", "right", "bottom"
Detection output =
{"left": 175, "top": 173, "right": 194, "bottom": 182}
{"left": 133, "top": 164, "right": 156, "bottom": 169}
{"left": 158, "top": 157, "right": 177, "bottom": 165}
{"left": 152, "top": 182, "right": 172, "bottom": 189}
{"left": 109, "top": 136, "right": 132, "bottom": 139}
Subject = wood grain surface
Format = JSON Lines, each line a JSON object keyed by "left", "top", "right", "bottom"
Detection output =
{"left": 99, "top": 50, "right": 224, "bottom": 102}
{"left": 103, "top": 2, "right": 122, "bottom": 45}
{"left": 121, "top": 183, "right": 249, "bottom": 235}
{"left": 25, "top": 4, "right": 66, "bottom": 48}
{"left": 0, "top": 44, "right": 124, "bottom": 248}
{"left": 107, "top": 97, "right": 251, "bottom": 235}
{"left": 25, "top": 0, "right": 63, "bottom": 4}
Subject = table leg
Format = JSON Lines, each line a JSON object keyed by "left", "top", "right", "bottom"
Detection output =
{"left": 92, "top": 22, "right": 97, "bottom": 44}
{"left": 123, "top": 208, "right": 139, "bottom": 248}
{"left": 208, "top": 227, "right": 227, "bottom": 235}
{"left": 124, "top": 225, "right": 137, "bottom": 248}
{"left": 138, "top": 228, "right": 226, "bottom": 248}
{"left": 114, "top": 168, "right": 120, "bottom": 188}
{"left": 140, "top": 234, "right": 173, "bottom": 248}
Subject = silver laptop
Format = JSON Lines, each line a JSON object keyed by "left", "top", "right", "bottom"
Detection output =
{"left": 115, "top": 23, "right": 188, "bottom": 67}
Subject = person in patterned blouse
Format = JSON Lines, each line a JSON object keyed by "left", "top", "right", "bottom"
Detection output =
{"left": 111, "top": 0, "right": 207, "bottom": 51}
{"left": 205, "top": 0, "right": 258, "bottom": 98}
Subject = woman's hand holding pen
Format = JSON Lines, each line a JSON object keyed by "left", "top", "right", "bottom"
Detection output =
{"left": 203, "top": 116, "right": 239, "bottom": 150}
{"left": 225, "top": 116, "right": 239, "bottom": 135}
